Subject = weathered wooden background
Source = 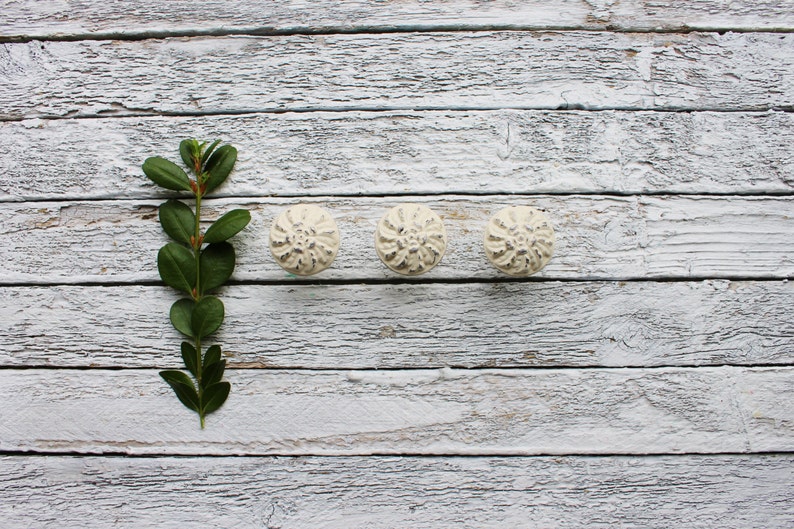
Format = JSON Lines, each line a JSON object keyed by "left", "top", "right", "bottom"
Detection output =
{"left": 1, "top": 1, "right": 793, "bottom": 527}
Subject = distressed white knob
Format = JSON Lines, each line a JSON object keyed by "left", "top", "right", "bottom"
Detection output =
{"left": 269, "top": 204, "right": 339, "bottom": 276}
{"left": 375, "top": 203, "right": 447, "bottom": 276}
{"left": 484, "top": 206, "right": 555, "bottom": 276}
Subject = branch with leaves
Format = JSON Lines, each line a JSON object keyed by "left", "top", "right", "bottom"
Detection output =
{"left": 142, "top": 139, "right": 250, "bottom": 428}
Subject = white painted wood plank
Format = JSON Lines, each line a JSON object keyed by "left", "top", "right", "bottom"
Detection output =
{"left": 5, "top": 110, "right": 794, "bottom": 201}
{"left": 2, "top": 32, "right": 793, "bottom": 119}
{"left": 3, "top": 0, "right": 794, "bottom": 38}
{"left": 2, "top": 281, "right": 791, "bottom": 369}
{"left": 2, "top": 196, "right": 793, "bottom": 283}
{"left": 1, "top": 455, "right": 792, "bottom": 528}
{"left": 0, "top": 367, "right": 791, "bottom": 455}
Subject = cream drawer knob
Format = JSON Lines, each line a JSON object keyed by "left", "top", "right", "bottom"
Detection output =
{"left": 375, "top": 203, "right": 447, "bottom": 275}
{"left": 270, "top": 204, "right": 340, "bottom": 275}
{"left": 484, "top": 206, "right": 555, "bottom": 276}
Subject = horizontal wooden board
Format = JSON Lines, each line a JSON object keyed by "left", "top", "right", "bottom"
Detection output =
{"left": 4, "top": 110, "right": 794, "bottom": 201}
{"left": 1, "top": 455, "right": 792, "bottom": 528}
{"left": 2, "top": 280, "right": 792, "bottom": 369}
{"left": 3, "top": 0, "right": 794, "bottom": 39}
{"left": 2, "top": 195, "right": 793, "bottom": 283}
{"left": 0, "top": 367, "right": 791, "bottom": 455}
{"left": 2, "top": 32, "right": 793, "bottom": 119}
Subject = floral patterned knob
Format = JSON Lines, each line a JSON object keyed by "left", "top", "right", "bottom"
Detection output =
{"left": 375, "top": 203, "right": 447, "bottom": 275}
{"left": 483, "top": 206, "right": 555, "bottom": 276}
{"left": 269, "top": 204, "right": 340, "bottom": 276}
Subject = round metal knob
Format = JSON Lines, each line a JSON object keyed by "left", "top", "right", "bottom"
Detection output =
{"left": 269, "top": 204, "right": 339, "bottom": 276}
{"left": 483, "top": 206, "right": 555, "bottom": 276}
{"left": 375, "top": 203, "right": 447, "bottom": 275}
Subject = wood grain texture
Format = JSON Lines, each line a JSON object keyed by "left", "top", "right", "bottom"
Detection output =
{"left": 0, "top": 367, "right": 791, "bottom": 455}
{"left": 3, "top": 0, "right": 794, "bottom": 39}
{"left": 2, "top": 32, "right": 793, "bottom": 119}
{"left": 2, "top": 195, "right": 793, "bottom": 283}
{"left": 5, "top": 110, "right": 794, "bottom": 201}
{"left": 2, "top": 280, "right": 791, "bottom": 369}
{"left": 1, "top": 454, "right": 792, "bottom": 528}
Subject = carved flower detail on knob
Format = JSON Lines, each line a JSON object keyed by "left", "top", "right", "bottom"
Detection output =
{"left": 270, "top": 204, "right": 339, "bottom": 276}
{"left": 484, "top": 206, "right": 555, "bottom": 276}
{"left": 375, "top": 203, "right": 447, "bottom": 275}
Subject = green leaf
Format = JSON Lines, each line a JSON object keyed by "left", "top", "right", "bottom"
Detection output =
{"left": 202, "top": 359, "right": 226, "bottom": 388}
{"left": 179, "top": 139, "right": 200, "bottom": 171}
{"left": 157, "top": 243, "right": 196, "bottom": 294}
{"left": 201, "top": 139, "right": 222, "bottom": 167}
{"left": 180, "top": 342, "right": 199, "bottom": 378}
{"left": 191, "top": 296, "right": 224, "bottom": 338}
{"left": 204, "top": 344, "right": 222, "bottom": 368}
{"left": 203, "top": 209, "right": 251, "bottom": 244}
{"left": 159, "top": 199, "right": 195, "bottom": 244}
{"left": 160, "top": 370, "right": 200, "bottom": 412}
{"left": 203, "top": 145, "right": 237, "bottom": 193}
{"left": 201, "top": 381, "right": 231, "bottom": 415}
{"left": 170, "top": 298, "right": 195, "bottom": 337}
{"left": 142, "top": 157, "right": 192, "bottom": 192}
{"left": 200, "top": 242, "right": 235, "bottom": 293}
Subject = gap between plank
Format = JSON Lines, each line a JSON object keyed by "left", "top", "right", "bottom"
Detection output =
{"left": 6, "top": 189, "right": 794, "bottom": 206}
{"left": 0, "top": 363, "right": 791, "bottom": 372}
{"left": 2, "top": 105, "right": 794, "bottom": 124}
{"left": 3, "top": 24, "right": 794, "bottom": 44}
{"left": 1, "top": 450, "right": 792, "bottom": 459}
{"left": 1, "top": 276, "right": 792, "bottom": 289}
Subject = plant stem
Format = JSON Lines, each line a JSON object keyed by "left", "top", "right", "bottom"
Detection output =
{"left": 194, "top": 168, "right": 204, "bottom": 429}
{"left": 194, "top": 190, "right": 202, "bottom": 299}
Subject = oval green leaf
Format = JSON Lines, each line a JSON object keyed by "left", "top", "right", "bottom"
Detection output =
{"left": 202, "top": 381, "right": 231, "bottom": 415}
{"left": 203, "top": 344, "right": 222, "bottom": 368}
{"left": 170, "top": 298, "right": 195, "bottom": 337}
{"left": 159, "top": 199, "right": 195, "bottom": 244}
{"left": 191, "top": 296, "right": 224, "bottom": 338}
{"left": 179, "top": 139, "right": 200, "bottom": 170}
{"left": 157, "top": 243, "right": 196, "bottom": 294}
{"left": 201, "top": 139, "right": 222, "bottom": 166}
{"left": 203, "top": 209, "right": 251, "bottom": 244}
{"left": 180, "top": 341, "right": 199, "bottom": 378}
{"left": 142, "top": 156, "right": 192, "bottom": 192}
{"left": 160, "top": 370, "right": 200, "bottom": 412}
{"left": 200, "top": 242, "right": 235, "bottom": 294}
{"left": 203, "top": 145, "right": 237, "bottom": 193}
{"left": 201, "top": 359, "right": 226, "bottom": 389}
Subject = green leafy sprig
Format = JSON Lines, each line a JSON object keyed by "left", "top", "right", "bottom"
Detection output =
{"left": 142, "top": 139, "right": 250, "bottom": 428}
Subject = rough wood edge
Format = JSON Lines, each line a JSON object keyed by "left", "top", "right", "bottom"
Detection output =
{"left": 2, "top": 195, "right": 793, "bottom": 283}
{"left": 2, "top": 280, "right": 791, "bottom": 369}
{"left": 3, "top": 0, "right": 794, "bottom": 39}
{"left": 1, "top": 454, "right": 792, "bottom": 528}
{"left": 0, "top": 366, "right": 791, "bottom": 455}
{"left": 6, "top": 110, "right": 793, "bottom": 201}
{"left": 2, "top": 31, "right": 792, "bottom": 119}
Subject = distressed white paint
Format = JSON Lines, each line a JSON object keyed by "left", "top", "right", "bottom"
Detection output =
{"left": 1, "top": 5, "right": 793, "bottom": 524}
{"left": 2, "top": 280, "right": 791, "bottom": 369}
{"left": 3, "top": 0, "right": 793, "bottom": 38}
{"left": 2, "top": 195, "right": 793, "bottom": 283}
{"left": 1, "top": 455, "right": 792, "bottom": 528}
{"left": 2, "top": 32, "right": 793, "bottom": 119}
{"left": 0, "top": 367, "right": 791, "bottom": 455}
{"left": 4, "top": 110, "right": 794, "bottom": 201}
